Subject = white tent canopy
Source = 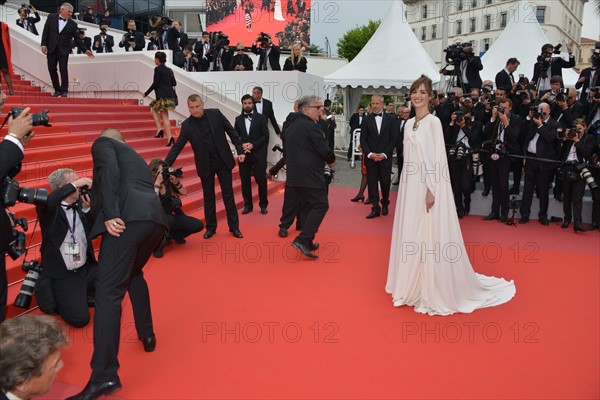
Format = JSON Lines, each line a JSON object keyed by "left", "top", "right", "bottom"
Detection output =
{"left": 324, "top": 0, "right": 440, "bottom": 117}
{"left": 480, "top": 0, "right": 579, "bottom": 87}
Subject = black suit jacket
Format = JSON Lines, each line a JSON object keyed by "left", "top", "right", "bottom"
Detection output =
{"left": 523, "top": 118, "right": 559, "bottom": 168}
{"left": 443, "top": 57, "right": 483, "bottom": 89}
{"left": 483, "top": 114, "right": 522, "bottom": 155}
{"left": 16, "top": 13, "right": 41, "bottom": 35}
{"left": 89, "top": 137, "right": 168, "bottom": 238}
{"left": 283, "top": 56, "right": 307, "bottom": 72}
{"left": 558, "top": 139, "right": 588, "bottom": 164}
{"left": 348, "top": 112, "right": 365, "bottom": 134}
{"left": 395, "top": 118, "right": 408, "bottom": 157}
{"left": 254, "top": 98, "right": 282, "bottom": 135}
{"left": 167, "top": 28, "right": 188, "bottom": 52}
{"left": 230, "top": 54, "right": 253, "bottom": 71}
{"left": 575, "top": 67, "right": 599, "bottom": 102}
{"left": 36, "top": 184, "right": 96, "bottom": 279}
{"left": 234, "top": 112, "right": 269, "bottom": 161}
{"left": 118, "top": 30, "right": 145, "bottom": 51}
{"left": 165, "top": 109, "right": 244, "bottom": 174}
{"left": 495, "top": 69, "right": 514, "bottom": 91}
{"left": 252, "top": 44, "right": 281, "bottom": 71}
{"left": 359, "top": 113, "right": 398, "bottom": 166}
{"left": 0, "top": 141, "right": 23, "bottom": 252}
{"left": 532, "top": 56, "right": 575, "bottom": 84}
{"left": 285, "top": 114, "right": 335, "bottom": 189}
{"left": 74, "top": 36, "right": 92, "bottom": 54}
{"left": 41, "top": 14, "right": 87, "bottom": 56}
{"left": 144, "top": 63, "right": 176, "bottom": 100}
{"left": 92, "top": 34, "right": 114, "bottom": 53}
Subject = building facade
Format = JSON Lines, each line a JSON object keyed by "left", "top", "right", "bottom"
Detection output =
{"left": 404, "top": 0, "right": 588, "bottom": 67}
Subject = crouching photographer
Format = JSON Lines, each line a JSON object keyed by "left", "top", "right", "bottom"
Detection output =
{"left": 149, "top": 159, "right": 203, "bottom": 258}
{"left": 0, "top": 94, "right": 34, "bottom": 322}
{"left": 35, "top": 169, "right": 97, "bottom": 327}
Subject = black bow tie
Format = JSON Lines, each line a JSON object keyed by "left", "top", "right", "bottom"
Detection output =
{"left": 374, "top": 113, "right": 383, "bottom": 117}
{"left": 59, "top": 17, "right": 66, "bottom": 21}
{"left": 255, "top": 100, "right": 261, "bottom": 104}
{"left": 63, "top": 202, "right": 77, "bottom": 210}
{"left": 245, "top": 113, "right": 252, "bottom": 119}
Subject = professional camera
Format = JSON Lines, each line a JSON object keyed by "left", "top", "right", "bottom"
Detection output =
{"left": 256, "top": 32, "right": 271, "bottom": 47}
{"left": 6, "top": 211, "right": 27, "bottom": 260}
{"left": 556, "top": 127, "right": 579, "bottom": 141}
{"left": 496, "top": 105, "right": 505, "bottom": 115}
{"left": 148, "top": 15, "right": 172, "bottom": 29}
{"left": 448, "top": 142, "right": 468, "bottom": 162}
{"left": 208, "top": 31, "right": 230, "bottom": 52}
{"left": 454, "top": 111, "right": 464, "bottom": 123}
{"left": 555, "top": 88, "right": 569, "bottom": 102}
{"left": 530, "top": 105, "right": 544, "bottom": 119}
{"left": 590, "top": 87, "right": 600, "bottom": 100}
{"left": 14, "top": 260, "right": 42, "bottom": 309}
{"left": 124, "top": 32, "right": 136, "bottom": 42}
{"left": 78, "top": 27, "right": 87, "bottom": 35}
{"left": 19, "top": 3, "right": 31, "bottom": 14}
{"left": 2, "top": 177, "right": 48, "bottom": 208}
{"left": 79, "top": 184, "right": 90, "bottom": 197}
{"left": 515, "top": 90, "right": 529, "bottom": 100}
{"left": 4, "top": 107, "right": 51, "bottom": 129}
{"left": 578, "top": 163, "right": 598, "bottom": 191}
{"left": 444, "top": 43, "right": 469, "bottom": 64}
{"left": 509, "top": 196, "right": 521, "bottom": 210}
{"left": 161, "top": 166, "right": 183, "bottom": 181}
{"left": 537, "top": 43, "right": 562, "bottom": 63}
{"left": 324, "top": 165, "right": 335, "bottom": 185}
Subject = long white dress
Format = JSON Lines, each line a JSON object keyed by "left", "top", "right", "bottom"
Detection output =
{"left": 385, "top": 114, "right": 516, "bottom": 316}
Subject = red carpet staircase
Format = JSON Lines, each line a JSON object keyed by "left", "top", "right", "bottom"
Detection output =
{"left": 1, "top": 76, "right": 284, "bottom": 318}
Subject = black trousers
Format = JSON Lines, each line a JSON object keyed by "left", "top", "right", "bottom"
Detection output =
{"left": 591, "top": 169, "right": 600, "bottom": 224}
{"left": 520, "top": 157, "right": 552, "bottom": 219}
{"left": 291, "top": 186, "right": 328, "bottom": 248}
{"left": 90, "top": 221, "right": 164, "bottom": 382}
{"left": 481, "top": 153, "right": 492, "bottom": 192}
{"left": 0, "top": 253, "right": 6, "bottom": 322}
{"left": 47, "top": 52, "right": 69, "bottom": 92}
{"left": 48, "top": 262, "right": 97, "bottom": 328}
{"left": 239, "top": 156, "right": 268, "bottom": 210}
{"left": 200, "top": 156, "right": 239, "bottom": 232}
{"left": 489, "top": 157, "right": 512, "bottom": 217}
{"left": 562, "top": 177, "right": 586, "bottom": 225}
{"left": 167, "top": 211, "right": 204, "bottom": 241}
{"left": 449, "top": 159, "right": 472, "bottom": 213}
{"left": 366, "top": 158, "right": 392, "bottom": 211}
{"left": 279, "top": 184, "right": 302, "bottom": 230}
{"left": 510, "top": 158, "right": 523, "bottom": 189}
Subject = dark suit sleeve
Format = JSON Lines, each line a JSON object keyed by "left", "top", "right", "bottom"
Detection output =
{"left": 31, "top": 12, "right": 41, "bottom": 24}
{"left": 537, "top": 121, "right": 557, "bottom": 145}
{"left": 165, "top": 121, "right": 190, "bottom": 166}
{"left": 41, "top": 15, "right": 50, "bottom": 47}
{"left": 221, "top": 112, "right": 244, "bottom": 154}
{"left": 266, "top": 102, "right": 282, "bottom": 135}
{"left": 144, "top": 67, "right": 160, "bottom": 97}
{"left": 471, "top": 56, "right": 483, "bottom": 71}
{"left": 91, "top": 140, "right": 121, "bottom": 220}
{"left": 71, "top": 24, "right": 88, "bottom": 54}
{"left": 254, "top": 116, "right": 269, "bottom": 150}
{"left": 0, "top": 140, "right": 24, "bottom": 179}
{"left": 134, "top": 32, "right": 145, "bottom": 51}
{"left": 106, "top": 35, "right": 114, "bottom": 50}
{"left": 560, "top": 56, "right": 575, "bottom": 69}
{"left": 359, "top": 118, "right": 371, "bottom": 155}
{"left": 45, "top": 183, "right": 77, "bottom": 209}
{"left": 308, "top": 126, "right": 336, "bottom": 164}
{"left": 384, "top": 117, "right": 398, "bottom": 156}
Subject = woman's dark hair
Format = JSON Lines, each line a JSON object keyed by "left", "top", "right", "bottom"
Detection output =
{"left": 409, "top": 74, "right": 434, "bottom": 96}
{"left": 149, "top": 158, "right": 166, "bottom": 176}
{"left": 155, "top": 51, "right": 167, "bottom": 64}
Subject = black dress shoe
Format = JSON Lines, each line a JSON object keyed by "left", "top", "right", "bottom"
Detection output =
{"left": 561, "top": 220, "right": 571, "bottom": 229}
{"left": 519, "top": 217, "right": 529, "bottom": 224}
{"left": 278, "top": 227, "right": 288, "bottom": 238}
{"left": 139, "top": 335, "right": 156, "bottom": 352}
{"left": 539, "top": 218, "right": 549, "bottom": 226}
{"left": 153, "top": 248, "right": 164, "bottom": 258}
{"left": 350, "top": 195, "right": 364, "bottom": 203}
{"left": 381, "top": 206, "right": 389, "bottom": 216}
{"left": 231, "top": 229, "right": 243, "bottom": 238}
{"left": 174, "top": 237, "right": 186, "bottom": 244}
{"left": 483, "top": 212, "right": 499, "bottom": 221}
{"left": 60, "top": 91, "right": 68, "bottom": 97}
{"left": 481, "top": 189, "right": 490, "bottom": 197}
{"left": 203, "top": 230, "right": 215, "bottom": 239}
{"left": 292, "top": 241, "right": 318, "bottom": 259}
{"left": 589, "top": 222, "right": 600, "bottom": 231}
{"left": 574, "top": 224, "right": 585, "bottom": 233}
{"left": 464, "top": 206, "right": 470, "bottom": 216}
{"left": 310, "top": 242, "right": 319, "bottom": 251}
{"left": 260, "top": 208, "right": 268, "bottom": 215}
{"left": 364, "top": 198, "right": 373, "bottom": 205}
{"left": 499, "top": 215, "right": 507, "bottom": 223}
{"left": 241, "top": 207, "right": 253, "bottom": 215}
{"left": 51, "top": 91, "right": 62, "bottom": 97}
{"left": 457, "top": 211, "right": 464, "bottom": 219}
{"left": 366, "top": 210, "right": 381, "bottom": 219}
{"left": 66, "top": 380, "right": 122, "bottom": 400}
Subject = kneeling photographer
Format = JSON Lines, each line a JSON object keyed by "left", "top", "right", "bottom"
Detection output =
{"left": 35, "top": 169, "right": 97, "bottom": 327}
{"left": 447, "top": 109, "right": 482, "bottom": 219}
{"left": 557, "top": 119, "right": 596, "bottom": 232}
{"left": 0, "top": 94, "right": 34, "bottom": 322}
{"left": 149, "top": 159, "right": 203, "bottom": 258}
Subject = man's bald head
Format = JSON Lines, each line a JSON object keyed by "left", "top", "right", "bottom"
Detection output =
{"left": 100, "top": 128, "right": 125, "bottom": 142}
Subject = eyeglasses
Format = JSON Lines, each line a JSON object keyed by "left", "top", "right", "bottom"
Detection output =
{"left": 237, "top": 49, "right": 244, "bottom": 52}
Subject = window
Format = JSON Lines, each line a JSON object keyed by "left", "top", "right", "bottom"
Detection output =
{"left": 485, "top": 15, "right": 491, "bottom": 30}
{"left": 500, "top": 12, "right": 507, "bottom": 28}
{"left": 536, "top": 6, "right": 546, "bottom": 23}
{"left": 483, "top": 38, "right": 490, "bottom": 51}
{"left": 421, "top": 26, "right": 427, "bottom": 41}
{"left": 456, "top": 20, "right": 462, "bottom": 35}
{"left": 470, "top": 18, "right": 476, "bottom": 33}
{"left": 458, "top": 0, "right": 463, "bottom": 11}
{"left": 486, "top": 0, "right": 492, "bottom": 4}
{"left": 422, "top": 5, "right": 427, "bottom": 19}
{"left": 472, "top": 0, "right": 477, "bottom": 7}
{"left": 432, "top": 24, "right": 437, "bottom": 39}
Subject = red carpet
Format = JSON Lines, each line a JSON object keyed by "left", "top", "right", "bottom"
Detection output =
{"left": 42, "top": 186, "right": 599, "bottom": 399}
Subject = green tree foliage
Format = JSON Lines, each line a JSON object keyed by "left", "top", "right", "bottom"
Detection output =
{"left": 337, "top": 20, "right": 381, "bottom": 61}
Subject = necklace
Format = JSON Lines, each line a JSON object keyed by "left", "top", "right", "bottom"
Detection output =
{"left": 412, "top": 113, "right": 429, "bottom": 131}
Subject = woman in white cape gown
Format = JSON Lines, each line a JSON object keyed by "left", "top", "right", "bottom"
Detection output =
{"left": 385, "top": 75, "right": 516, "bottom": 316}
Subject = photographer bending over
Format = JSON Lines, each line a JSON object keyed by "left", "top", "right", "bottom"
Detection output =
{"left": 149, "top": 159, "right": 203, "bottom": 258}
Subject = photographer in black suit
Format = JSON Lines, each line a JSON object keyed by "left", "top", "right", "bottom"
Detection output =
{"left": 67, "top": 129, "right": 168, "bottom": 400}
{"left": 252, "top": 33, "right": 281, "bottom": 71}
{"left": 72, "top": 28, "right": 92, "bottom": 54}
{"left": 0, "top": 94, "right": 33, "bottom": 322}
{"left": 41, "top": 3, "right": 94, "bottom": 97}
{"left": 167, "top": 20, "right": 188, "bottom": 68}
{"left": 118, "top": 20, "right": 145, "bottom": 52}
{"left": 440, "top": 42, "right": 483, "bottom": 91}
{"left": 92, "top": 24, "right": 114, "bottom": 53}
{"left": 532, "top": 41, "right": 575, "bottom": 92}
{"left": 165, "top": 95, "right": 245, "bottom": 240}
{"left": 235, "top": 94, "right": 269, "bottom": 215}
{"left": 16, "top": 4, "right": 40, "bottom": 35}
{"left": 285, "top": 95, "right": 336, "bottom": 259}
{"left": 495, "top": 57, "right": 520, "bottom": 92}
{"left": 230, "top": 43, "right": 254, "bottom": 71}
{"left": 252, "top": 86, "right": 282, "bottom": 136}
{"left": 519, "top": 102, "right": 559, "bottom": 225}
{"left": 360, "top": 94, "right": 398, "bottom": 219}
{"left": 576, "top": 42, "right": 600, "bottom": 102}
{"left": 35, "top": 169, "right": 96, "bottom": 327}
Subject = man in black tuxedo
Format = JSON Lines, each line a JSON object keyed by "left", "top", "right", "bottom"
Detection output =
{"left": 285, "top": 95, "right": 336, "bottom": 259}
{"left": 360, "top": 95, "right": 398, "bottom": 219}
{"left": 193, "top": 31, "right": 212, "bottom": 71}
{"left": 35, "top": 170, "right": 96, "bottom": 327}
{"left": 519, "top": 102, "right": 559, "bottom": 225}
{"left": 576, "top": 43, "right": 600, "bottom": 102}
{"left": 41, "top": 3, "right": 94, "bottom": 97}
{"left": 165, "top": 95, "right": 245, "bottom": 239}
{"left": 118, "top": 19, "right": 145, "bottom": 52}
{"left": 252, "top": 86, "right": 282, "bottom": 136}
{"left": 167, "top": 20, "right": 188, "bottom": 68}
{"left": 92, "top": 24, "right": 114, "bottom": 53}
{"left": 16, "top": 4, "right": 40, "bottom": 35}
{"left": 482, "top": 99, "right": 522, "bottom": 222}
{"left": 251, "top": 35, "right": 281, "bottom": 71}
{"left": 440, "top": 43, "right": 483, "bottom": 91}
{"left": 347, "top": 105, "right": 365, "bottom": 161}
{"left": 532, "top": 41, "right": 575, "bottom": 92}
{"left": 235, "top": 94, "right": 269, "bottom": 215}
{"left": 322, "top": 99, "right": 336, "bottom": 150}
{"left": 0, "top": 97, "right": 33, "bottom": 322}
{"left": 495, "top": 57, "right": 520, "bottom": 92}
{"left": 67, "top": 129, "right": 167, "bottom": 400}
{"left": 73, "top": 28, "right": 92, "bottom": 54}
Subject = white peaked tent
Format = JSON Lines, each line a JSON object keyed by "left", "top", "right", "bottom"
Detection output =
{"left": 324, "top": 0, "right": 440, "bottom": 116}
{"left": 480, "top": 0, "right": 579, "bottom": 87}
